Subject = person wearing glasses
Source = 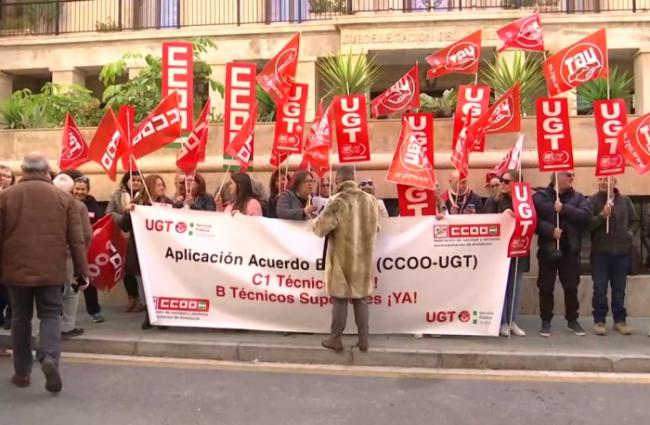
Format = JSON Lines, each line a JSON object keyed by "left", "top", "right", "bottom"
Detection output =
{"left": 172, "top": 173, "right": 215, "bottom": 211}
{"left": 359, "top": 179, "right": 389, "bottom": 218}
{"left": 589, "top": 177, "right": 638, "bottom": 336}
{"left": 277, "top": 170, "right": 317, "bottom": 220}
{"left": 482, "top": 176, "right": 502, "bottom": 214}
{"left": 533, "top": 171, "right": 592, "bottom": 337}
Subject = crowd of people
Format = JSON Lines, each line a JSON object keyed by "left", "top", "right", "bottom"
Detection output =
{"left": 0, "top": 152, "right": 649, "bottom": 392}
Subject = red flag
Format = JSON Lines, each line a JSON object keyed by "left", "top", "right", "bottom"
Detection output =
{"left": 332, "top": 94, "right": 371, "bottom": 163}
{"left": 536, "top": 97, "right": 574, "bottom": 172}
{"left": 257, "top": 33, "right": 300, "bottom": 105}
{"left": 486, "top": 134, "right": 524, "bottom": 184}
{"left": 594, "top": 99, "right": 627, "bottom": 176}
{"left": 224, "top": 63, "right": 257, "bottom": 168}
{"left": 88, "top": 109, "right": 127, "bottom": 181}
{"left": 176, "top": 99, "right": 211, "bottom": 176}
{"left": 130, "top": 92, "right": 182, "bottom": 159}
{"left": 162, "top": 41, "right": 194, "bottom": 131}
{"left": 452, "top": 85, "right": 491, "bottom": 151}
{"left": 87, "top": 215, "right": 128, "bottom": 291}
{"left": 450, "top": 110, "right": 471, "bottom": 178}
{"left": 508, "top": 182, "right": 537, "bottom": 258}
{"left": 467, "top": 82, "right": 521, "bottom": 151}
{"left": 58, "top": 113, "right": 89, "bottom": 171}
{"left": 301, "top": 103, "right": 332, "bottom": 177}
{"left": 274, "top": 83, "right": 308, "bottom": 154}
{"left": 225, "top": 103, "right": 258, "bottom": 171}
{"left": 371, "top": 63, "right": 420, "bottom": 118}
{"left": 617, "top": 112, "right": 650, "bottom": 175}
{"left": 117, "top": 104, "right": 136, "bottom": 172}
{"left": 386, "top": 116, "right": 436, "bottom": 190}
{"left": 397, "top": 185, "right": 439, "bottom": 216}
{"left": 497, "top": 12, "right": 544, "bottom": 52}
{"left": 426, "top": 31, "right": 481, "bottom": 80}
{"left": 543, "top": 29, "right": 609, "bottom": 97}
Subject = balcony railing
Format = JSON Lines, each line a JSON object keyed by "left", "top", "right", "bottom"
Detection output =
{"left": 0, "top": 0, "right": 646, "bottom": 37}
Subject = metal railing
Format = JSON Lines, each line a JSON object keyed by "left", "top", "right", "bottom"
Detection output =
{"left": 0, "top": 0, "right": 645, "bottom": 37}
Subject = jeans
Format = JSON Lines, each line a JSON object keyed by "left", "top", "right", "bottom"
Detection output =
{"left": 537, "top": 252, "right": 581, "bottom": 322}
{"left": 8, "top": 285, "right": 63, "bottom": 376}
{"left": 591, "top": 253, "right": 629, "bottom": 324}
{"left": 501, "top": 259, "right": 524, "bottom": 325}
{"left": 123, "top": 274, "right": 140, "bottom": 299}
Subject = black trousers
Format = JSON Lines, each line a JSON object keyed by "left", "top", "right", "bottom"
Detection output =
{"left": 82, "top": 285, "right": 101, "bottom": 315}
{"left": 537, "top": 252, "right": 581, "bottom": 322}
{"left": 123, "top": 274, "right": 139, "bottom": 298}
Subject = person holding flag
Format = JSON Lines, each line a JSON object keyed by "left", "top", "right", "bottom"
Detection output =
{"left": 443, "top": 170, "right": 483, "bottom": 215}
{"left": 173, "top": 173, "right": 215, "bottom": 211}
{"left": 277, "top": 171, "right": 317, "bottom": 221}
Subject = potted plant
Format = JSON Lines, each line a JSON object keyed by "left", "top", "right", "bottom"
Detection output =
{"left": 577, "top": 66, "right": 633, "bottom": 115}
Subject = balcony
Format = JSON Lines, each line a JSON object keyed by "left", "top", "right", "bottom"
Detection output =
{"left": 0, "top": 0, "right": 647, "bottom": 37}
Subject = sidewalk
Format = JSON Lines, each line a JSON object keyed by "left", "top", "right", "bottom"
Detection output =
{"left": 2, "top": 308, "right": 650, "bottom": 373}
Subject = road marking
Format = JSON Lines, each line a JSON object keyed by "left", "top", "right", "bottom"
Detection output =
{"left": 58, "top": 352, "right": 650, "bottom": 384}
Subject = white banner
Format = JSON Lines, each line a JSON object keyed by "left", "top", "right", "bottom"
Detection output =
{"left": 132, "top": 207, "right": 515, "bottom": 336}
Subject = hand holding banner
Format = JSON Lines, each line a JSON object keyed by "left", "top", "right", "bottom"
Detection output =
{"left": 617, "top": 112, "right": 650, "bottom": 175}
{"left": 333, "top": 94, "right": 371, "bottom": 163}
{"left": 257, "top": 33, "right": 300, "bottom": 106}
{"left": 371, "top": 63, "right": 420, "bottom": 118}
{"left": 426, "top": 30, "right": 482, "bottom": 80}
{"left": 594, "top": 99, "right": 627, "bottom": 176}
{"left": 536, "top": 97, "right": 575, "bottom": 172}
{"left": 508, "top": 182, "right": 537, "bottom": 258}
{"left": 59, "top": 113, "right": 89, "bottom": 171}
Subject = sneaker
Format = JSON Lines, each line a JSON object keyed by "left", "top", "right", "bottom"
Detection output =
{"left": 614, "top": 322, "right": 632, "bottom": 335}
{"left": 499, "top": 324, "right": 510, "bottom": 337}
{"left": 41, "top": 358, "right": 62, "bottom": 394}
{"left": 539, "top": 321, "right": 551, "bottom": 337}
{"left": 567, "top": 320, "right": 586, "bottom": 336}
{"left": 413, "top": 333, "right": 424, "bottom": 339}
{"left": 510, "top": 322, "right": 527, "bottom": 337}
{"left": 61, "top": 328, "right": 84, "bottom": 339}
{"left": 593, "top": 322, "right": 607, "bottom": 336}
{"left": 90, "top": 313, "right": 104, "bottom": 324}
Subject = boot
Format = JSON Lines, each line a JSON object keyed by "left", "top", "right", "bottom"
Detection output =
{"left": 321, "top": 336, "right": 343, "bottom": 352}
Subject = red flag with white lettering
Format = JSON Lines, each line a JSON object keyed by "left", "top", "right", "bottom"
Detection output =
{"left": 386, "top": 113, "right": 435, "bottom": 190}
{"left": 593, "top": 99, "right": 627, "bottom": 176}
{"left": 117, "top": 104, "right": 136, "bottom": 172}
{"left": 486, "top": 134, "right": 524, "bottom": 184}
{"left": 87, "top": 215, "right": 128, "bottom": 291}
{"left": 225, "top": 103, "right": 258, "bottom": 171}
{"left": 497, "top": 12, "right": 545, "bottom": 53}
{"left": 397, "top": 185, "right": 439, "bottom": 216}
{"left": 452, "top": 85, "right": 491, "bottom": 151}
{"left": 332, "top": 94, "right": 371, "bottom": 163}
{"left": 617, "top": 112, "right": 650, "bottom": 175}
{"left": 274, "top": 83, "right": 308, "bottom": 154}
{"left": 543, "top": 29, "right": 609, "bottom": 97}
{"left": 162, "top": 41, "right": 194, "bottom": 131}
{"left": 58, "top": 113, "right": 89, "bottom": 171}
{"left": 426, "top": 31, "right": 481, "bottom": 80}
{"left": 371, "top": 63, "right": 420, "bottom": 118}
{"left": 130, "top": 92, "right": 182, "bottom": 160}
{"left": 467, "top": 82, "right": 521, "bottom": 152}
{"left": 301, "top": 102, "right": 332, "bottom": 177}
{"left": 257, "top": 33, "right": 300, "bottom": 106}
{"left": 450, "top": 109, "right": 472, "bottom": 178}
{"left": 536, "top": 97, "right": 574, "bottom": 172}
{"left": 88, "top": 109, "right": 127, "bottom": 181}
{"left": 508, "top": 182, "right": 537, "bottom": 258}
{"left": 224, "top": 63, "right": 256, "bottom": 169}
{"left": 176, "top": 99, "right": 211, "bottom": 176}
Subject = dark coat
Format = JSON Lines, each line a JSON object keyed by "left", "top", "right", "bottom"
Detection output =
{"left": 0, "top": 174, "right": 89, "bottom": 286}
{"left": 173, "top": 193, "right": 216, "bottom": 211}
{"left": 277, "top": 190, "right": 308, "bottom": 220}
{"left": 443, "top": 190, "right": 484, "bottom": 214}
{"left": 82, "top": 195, "right": 103, "bottom": 225}
{"left": 589, "top": 189, "right": 639, "bottom": 256}
{"left": 533, "top": 185, "right": 592, "bottom": 256}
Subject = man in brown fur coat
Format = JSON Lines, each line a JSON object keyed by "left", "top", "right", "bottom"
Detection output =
{"left": 313, "top": 166, "right": 380, "bottom": 352}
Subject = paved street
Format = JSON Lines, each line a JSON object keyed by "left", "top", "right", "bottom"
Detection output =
{"left": 1, "top": 356, "right": 650, "bottom": 425}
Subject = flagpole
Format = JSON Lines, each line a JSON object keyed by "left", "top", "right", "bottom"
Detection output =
{"left": 508, "top": 135, "right": 524, "bottom": 340}
{"left": 284, "top": 159, "right": 290, "bottom": 191}
{"left": 126, "top": 107, "right": 134, "bottom": 202}
{"left": 606, "top": 74, "right": 611, "bottom": 234}
{"left": 555, "top": 172, "right": 560, "bottom": 251}
{"left": 216, "top": 162, "right": 233, "bottom": 205}
{"left": 130, "top": 154, "right": 153, "bottom": 204}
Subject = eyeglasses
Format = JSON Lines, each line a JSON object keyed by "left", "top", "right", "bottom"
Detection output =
{"left": 359, "top": 180, "right": 374, "bottom": 188}
{"left": 564, "top": 173, "right": 576, "bottom": 178}
{"left": 0, "top": 173, "right": 12, "bottom": 179}
{"left": 501, "top": 178, "right": 512, "bottom": 185}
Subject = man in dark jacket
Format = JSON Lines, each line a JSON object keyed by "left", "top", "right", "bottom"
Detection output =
{"left": 443, "top": 170, "right": 483, "bottom": 214}
{"left": 0, "top": 152, "right": 89, "bottom": 393}
{"left": 533, "top": 171, "right": 592, "bottom": 337}
{"left": 589, "top": 177, "right": 638, "bottom": 336}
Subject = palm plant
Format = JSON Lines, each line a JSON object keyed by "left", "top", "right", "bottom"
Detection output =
{"left": 318, "top": 50, "right": 381, "bottom": 100}
{"left": 0, "top": 89, "right": 51, "bottom": 129}
{"left": 419, "top": 89, "right": 457, "bottom": 118}
{"left": 479, "top": 51, "right": 546, "bottom": 115}
{"left": 577, "top": 66, "right": 633, "bottom": 115}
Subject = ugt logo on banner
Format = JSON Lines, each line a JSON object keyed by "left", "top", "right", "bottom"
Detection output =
{"left": 397, "top": 185, "right": 438, "bottom": 216}
{"left": 536, "top": 97, "right": 574, "bottom": 171}
{"left": 453, "top": 85, "right": 490, "bottom": 151}
{"left": 274, "top": 83, "right": 308, "bottom": 154}
{"left": 508, "top": 182, "right": 537, "bottom": 258}
{"left": 333, "top": 94, "right": 370, "bottom": 163}
{"left": 594, "top": 99, "right": 627, "bottom": 176}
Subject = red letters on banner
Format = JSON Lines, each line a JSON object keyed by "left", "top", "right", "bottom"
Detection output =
{"left": 386, "top": 113, "right": 436, "bottom": 190}
{"left": 452, "top": 85, "right": 491, "bottom": 151}
{"left": 617, "top": 112, "right": 650, "bottom": 175}
{"left": 59, "top": 113, "right": 89, "bottom": 171}
{"left": 333, "top": 94, "right": 371, "bottom": 163}
{"left": 497, "top": 12, "right": 544, "bottom": 52}
{"left": 177, "top": 99, "right": 211, "bottom": 176}
{"left": 594, "top": 99, "right": 627, "bottom": 176}
{"left": 543, "top": 29, "right": 608, "bottom": 97}
{"left": 257, "top": 33, "right": 300, "bottom": 106}
{"left": 508, "top": 182, "right": 537, "bottom": 258}
{"left": 130, "top": 93, "right": 182, "bottom": 159}
{"left": 371, "top": 63, "right": 420, "bottom": 118}
{"left": 467, "top": 82, "right": 521, "bottom": 152}
{"left": 226, "top": 103, "right": 258, "bottom": 171}
{"left": 274, "top": 83, "right": 308, "bottom": 154}
{"left": 87, "top": 215, "right": 127, "bottom": 291}
{"left": 88, "top": 109, "right": 127, "bottom": 181}
{"left": 162, "top": 41, "right": 194, "bottom": 131}
{"left": 426, "top": 31, "right": 481, "bottom": 80}
{"left": 536, "top": 98, "right": 574, "bottom": 172}
{"left": 397, "top": 185, "right": 438, "bottom": 216}
{"left": 224, "top": 63, "right": 256, "bottom": 167}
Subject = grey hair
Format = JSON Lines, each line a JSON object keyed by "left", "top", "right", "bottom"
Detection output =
{"left": 251, "top": 176, "right": 269, "bottom": 202}
{"left": 53, "top": 173, "right": 74, "bottom": 193}
{"left": 21, "top": 152, "right": 49, "bottom": 174}
{"left": 336, "top": 166, "right": 355, "bottom": 183}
